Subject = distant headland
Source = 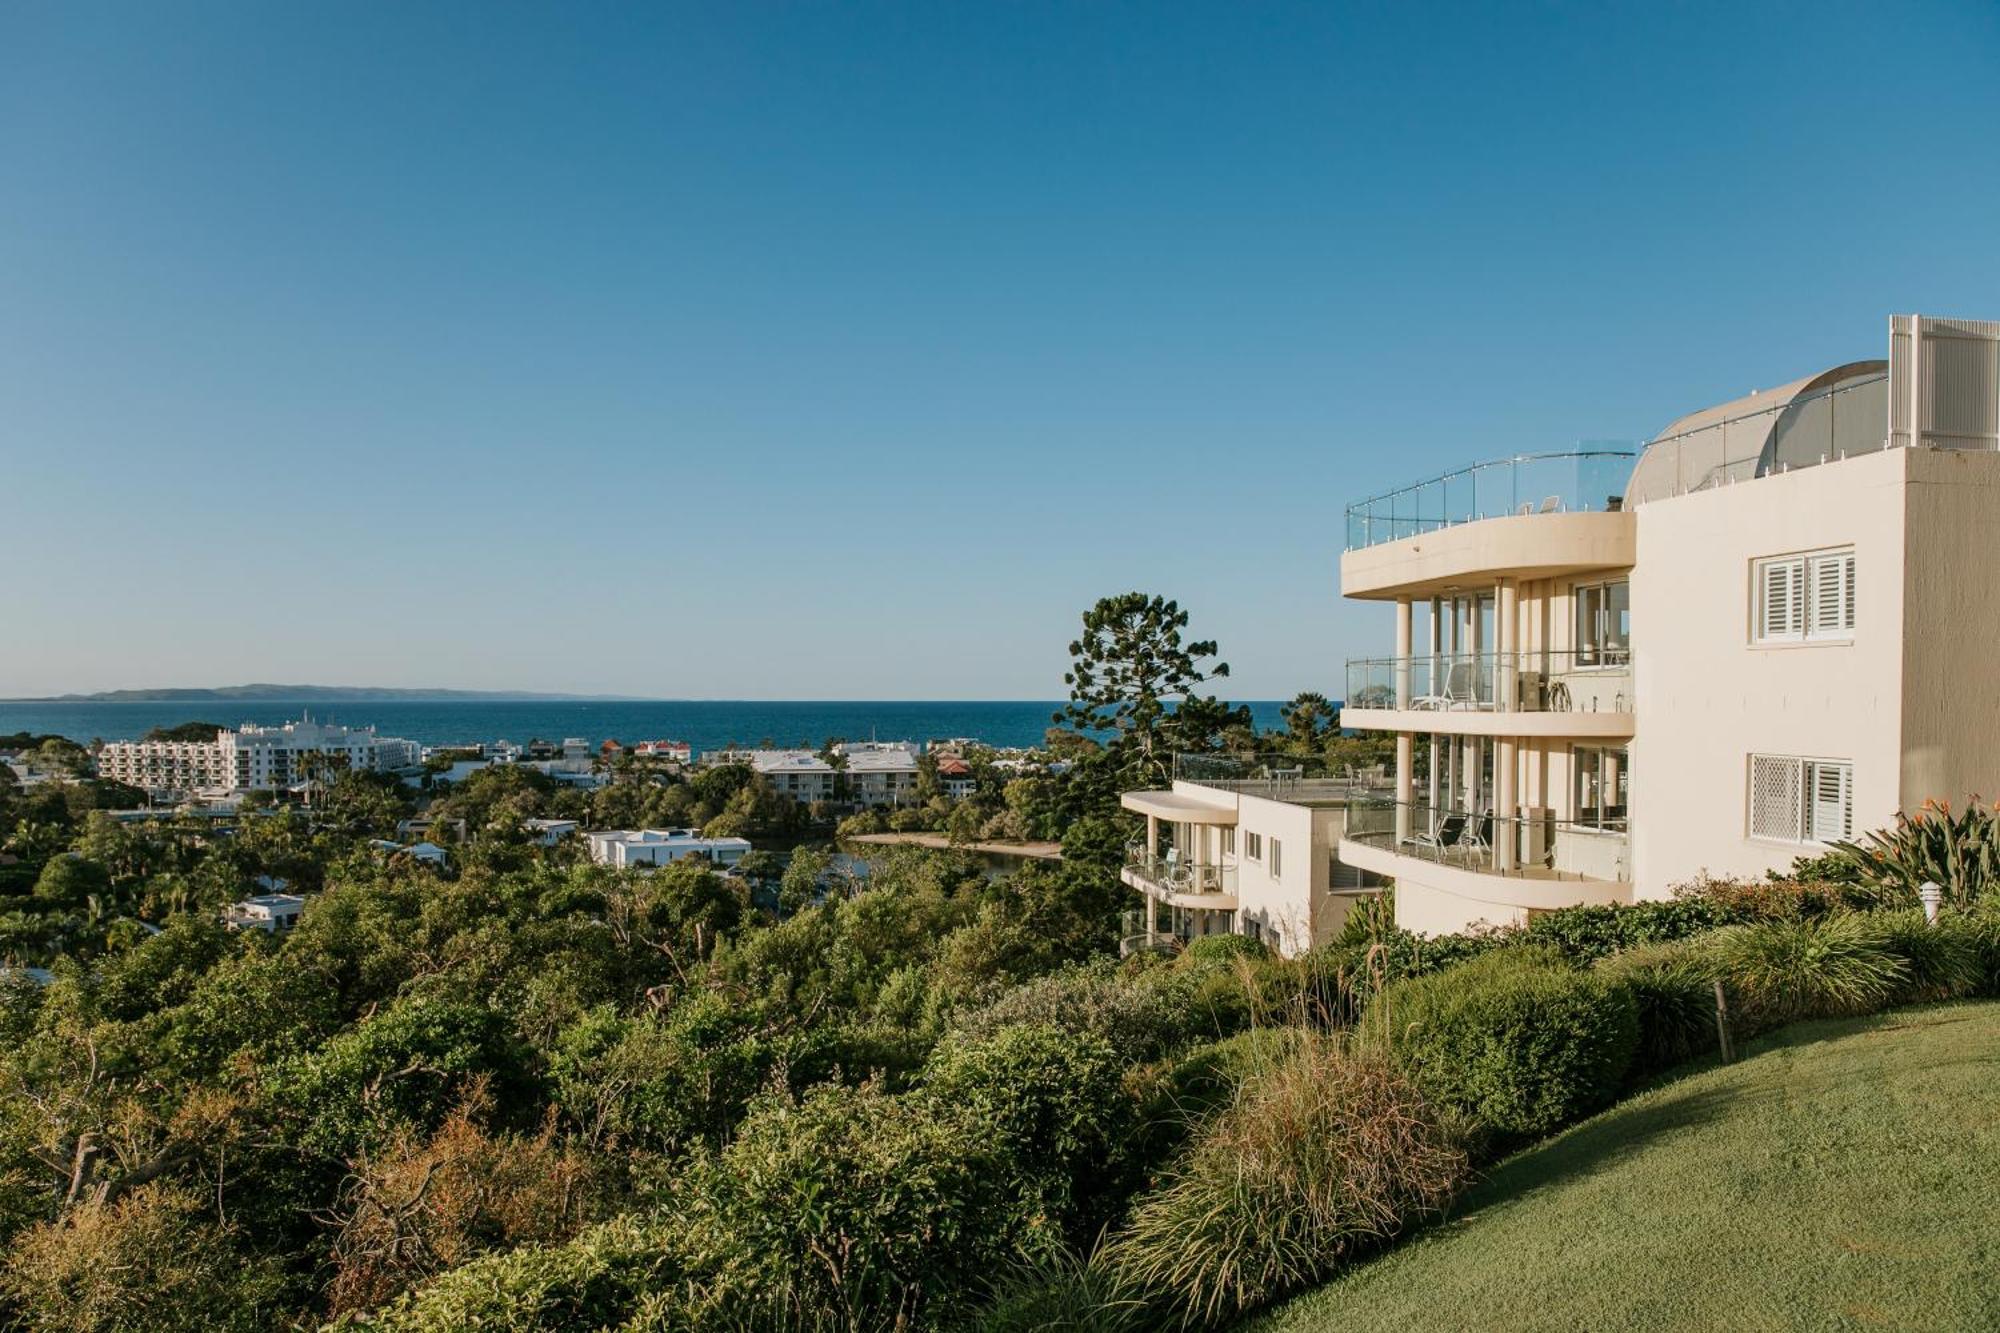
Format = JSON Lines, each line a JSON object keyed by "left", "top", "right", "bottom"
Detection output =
{"left": 6, "top": 684, "right": 654, "bottom": 704}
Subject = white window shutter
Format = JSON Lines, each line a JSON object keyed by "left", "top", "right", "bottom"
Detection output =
{"left": 1808, "top": 762, "right": 1852, "bottom": 842}
{"left": 1811, "top": 555, "right": 1845, "bottom": 637}
{"left": 1841, "top": 552, "right": 1856, "bottom": 631}
{"left": 1760, "top": 559, "right": 1805, "bottom": 640}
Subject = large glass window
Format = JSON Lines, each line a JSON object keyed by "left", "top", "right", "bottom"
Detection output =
{"left": 1573, "top": 746, "right": 1629, "bottom": 829}
{"left": 1574, "top": 581, "right": 1631, "bottom": 667}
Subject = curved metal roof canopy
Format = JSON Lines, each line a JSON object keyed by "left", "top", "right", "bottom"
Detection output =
{"left": 1624, "top": 360, "right": 1888, "bottom": 505}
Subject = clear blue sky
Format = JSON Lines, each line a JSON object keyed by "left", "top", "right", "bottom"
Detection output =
{"left": 5, "top": 2, "right": 1999, "bottom": 700}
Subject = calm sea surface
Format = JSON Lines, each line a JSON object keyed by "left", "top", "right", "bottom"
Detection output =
{"left": 0, "top": 699, "right": 1291, "bottom": 751}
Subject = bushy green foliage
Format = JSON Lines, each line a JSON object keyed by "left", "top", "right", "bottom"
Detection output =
{"left": 0, "top": 1183, "right": 286, "bottom": 1333}
{"left": 967, "top": 1249, "right": 1146, "bottom": 1333}
{"left": 269, "top": 996, "right": 538, "bottom": 1159}
{"left": 345, "top": 1215, "right": 670, "bottom": 1333}
{"left": 1373, "top": 948, "right": 1639, "bottom": 1140}
{"left": 700, "top": 1082, "right": 1010, "bottom": 1330}
{"left": 1594, "top": 941, "right": 1718, "bottom": 1075}
{"left": 1516, "top": 898, "right": 1743, "bottom": 963}
{"left": 1825, "top": 798, "right": 2000, "bottom": 910}
{"left": 1109, "top": 1041, "right": 1470, "bottom": 1326}
{"left": 920, "top": 1023, "right": 1133, "bottom": 1242}
{"left": 1862, "top": 910, "right": 1984, "bottom": 1005}
{"left": 1698, "top": 915, "right": 1907, "bottom": 1032}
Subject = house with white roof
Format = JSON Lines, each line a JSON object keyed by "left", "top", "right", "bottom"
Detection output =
{"left": 586, "top": 828, "right": 752, "bottom": 869}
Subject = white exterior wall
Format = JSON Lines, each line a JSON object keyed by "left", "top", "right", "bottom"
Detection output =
{"left": 1632, "top": 447, "right": 1910, "bottom": 892}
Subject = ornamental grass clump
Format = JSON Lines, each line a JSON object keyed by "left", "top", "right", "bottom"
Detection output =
{"left": 1594, "top": 940, "right": 1718, "bottom": 1076}
{"left": 1699, "top": 914, "right": 1906, "bottom": 1031}
{"left": 1866, "top": 909, "right": 1984, "bottom": 1004}
{"left": 1107, "top": 1039, "right": 1470, "bottom": 1327}
{"left": 1371, "top": 947, "right": 1639, "bottom": 1141}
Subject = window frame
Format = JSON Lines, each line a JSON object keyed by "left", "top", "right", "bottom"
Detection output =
{"left": 1572, "top": 579, "right": 1632, "bottom": 669}
{"left": 1269, "top": 839, "right": 1283, "bottom": 879}
{"left": 1752, "top": 547, "right": 1855, "bottom": 645}
{"left": 1244, "top": 831, "right": 1263, "bottom": 861}
{"left": 1748, "top": 753, "right": 1853, "bottom": 845}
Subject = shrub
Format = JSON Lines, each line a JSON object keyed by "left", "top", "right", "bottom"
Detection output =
{"left": 0, "top": 1183, "right": 287, "bottom": 1333}
{"left": 1372, "top": 947, "right": 1639, "bottom": 1140}
{"left": 1867, "top": 909, "right": 1983, "bottom": 1004}
{"left": 268, "top": 997, "right": 538, "bottom": 1160}
{"left": 1108, "top": 1041, "right": 1469, "bottom": 1326}
{"left": 1594, "top": 941, "right": 1717, "bottom": 1075}
{"left": 348, "top": 1216, "right": 670, "bottom": 1332}
{"left": 1518, "top": 898, "right": 1740, "bottom": 964}
{"left": 954, "top": 962, "right": 1202, "bottom": 1064}
{"left": 1180, "top": 933, "right": 1270, "bottom": 966}
{"left": 968, "top": 1249, "right": 1146, "bottom": 1333}
{"left": 1826, "top": 798, "right": 2000, "bottom": 910}
{"left": 1127, "top": 1027, "right": 1307, "bottom": 1169}
{"left": 920, "top": 1024, "right": 1134, "bottom": 1242}
{"left": 1699, "top": 914, "right": 1907, "bottom": 1031}
{"left": 702, "top": 1082, "right": 1011, "bottom": 1330}
{"left": 1962, "top": 911, "right": 2000, "bottom": 997}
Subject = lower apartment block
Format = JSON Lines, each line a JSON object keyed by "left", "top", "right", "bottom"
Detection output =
{"left": 1119, "top": 759, "right": 1388, "bottom": 956}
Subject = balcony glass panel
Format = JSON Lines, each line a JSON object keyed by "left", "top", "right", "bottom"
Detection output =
{"left": 1343, "top": 797, "right": 1629, "bottom": 881}
{"left": 1344, "top": 651, "right": 1633, "bottom": 714}
{"left": 1345, "top": 447, "right": 1636, "bottom": 552}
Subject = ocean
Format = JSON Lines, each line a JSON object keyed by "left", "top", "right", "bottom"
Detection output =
{"left": 0, "top": 699, "right": 1293, "bottom": 752}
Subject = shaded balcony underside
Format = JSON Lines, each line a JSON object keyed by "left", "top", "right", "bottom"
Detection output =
{"left": 1342, "top": 707, "right": 1636, "bottom": 738}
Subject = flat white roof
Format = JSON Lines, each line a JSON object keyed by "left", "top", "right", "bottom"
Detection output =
{"left": 1119, "top": 790, "right": 1238, "bottom": 824}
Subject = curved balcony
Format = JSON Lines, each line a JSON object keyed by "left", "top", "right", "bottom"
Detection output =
{"left": 1342, "top": 449, "right": 1637, "bottom": 600}
{"left": 1121, "top": 847, "right": 1239, "bottom": 910}
{"left": 1345, "top": 448, "right": 1637, "bottom": 551}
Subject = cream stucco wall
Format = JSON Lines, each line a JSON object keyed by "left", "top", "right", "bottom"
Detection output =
{"left": 1630, "top": 448, "right": 1911, "bottom": 893}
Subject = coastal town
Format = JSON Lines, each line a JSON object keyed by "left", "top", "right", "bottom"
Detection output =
{"left": 7, "top": 5, "right": 2000, "bottom": 1329}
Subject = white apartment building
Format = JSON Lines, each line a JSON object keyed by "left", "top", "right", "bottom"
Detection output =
{"left": 587, "top": 828, "right": 752, "bottom": 869}
{"left": 1120, "top": 760, "right": 1389, "bottom": 956}
{"left": 1119, "top": 313, "right": 2000, "bottom": 950}
{"left": 1330, "top": 312, "right": 2000, "bottom": 937}
{"left": 98, "top": 718, "right": 422, "bottom": 797}
{"left": 708, "top": 742, "right": 923, "bottom": 808}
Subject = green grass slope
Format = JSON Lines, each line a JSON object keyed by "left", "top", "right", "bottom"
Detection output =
{"left": 1253, "top": 1003, "right": 2000, "bottom": 1333}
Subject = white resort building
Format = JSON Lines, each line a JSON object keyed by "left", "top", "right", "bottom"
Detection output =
{"left": 97, "top": 718, "right": 422, "bottom": 798}
{"left": 1125, "top": 313, "right": 2000, "bottom": 950}
{"left": 586, "top": 828, "right": 753, "bottom": 869}
{"left": 705, "top": 742, "right": 922, "bottom": 809}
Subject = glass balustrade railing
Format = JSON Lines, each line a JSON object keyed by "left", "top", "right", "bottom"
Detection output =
{"left": 1123, "top": 845, "right": 1238, "bottom": 896}
{"left": 1344, "top": 650, "right": 1633, "bottom": 715}
{"left": 1343, "top": 797, "right": 1630, "bottom": 881}
{"left": 1345, "top": 448, "right": 1637, "bottom": 551}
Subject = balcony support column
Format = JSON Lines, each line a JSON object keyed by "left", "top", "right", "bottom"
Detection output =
{"left": 1145, "top": 891, "right": 1158, "bottom": 946}
{"left": 1394, "top": 598, "right": 1413, "bottom": 710}
{"left": 1146, "top": 813, "right": 1158, "bottom": 858}
{"left": 1395, "top": 731, "right": 1413, "bottom": 843}
{"left": 1496, "top": 737, "right": 1518, "bottom": 872}
{"left": 1496, "top": 580, "right": 1518, "bottom": 713}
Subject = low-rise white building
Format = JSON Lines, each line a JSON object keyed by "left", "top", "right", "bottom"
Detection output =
{"left": 587, "top": 828, "right": 752, "bottom": 869}
{"left": 524, "top": 818, "right": 580, "bottom": 845}
{"left": 225, "top": 893, "right": 306, "bottom": 933}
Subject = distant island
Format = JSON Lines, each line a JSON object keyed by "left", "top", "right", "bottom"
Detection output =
{"left": 7, "top": 683, "right": 653, "bottom": 703}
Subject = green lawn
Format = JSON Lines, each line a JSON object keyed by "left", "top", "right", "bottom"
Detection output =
{"left": 1253, "top": 1003, "right": 2000, "bottom": 1333}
